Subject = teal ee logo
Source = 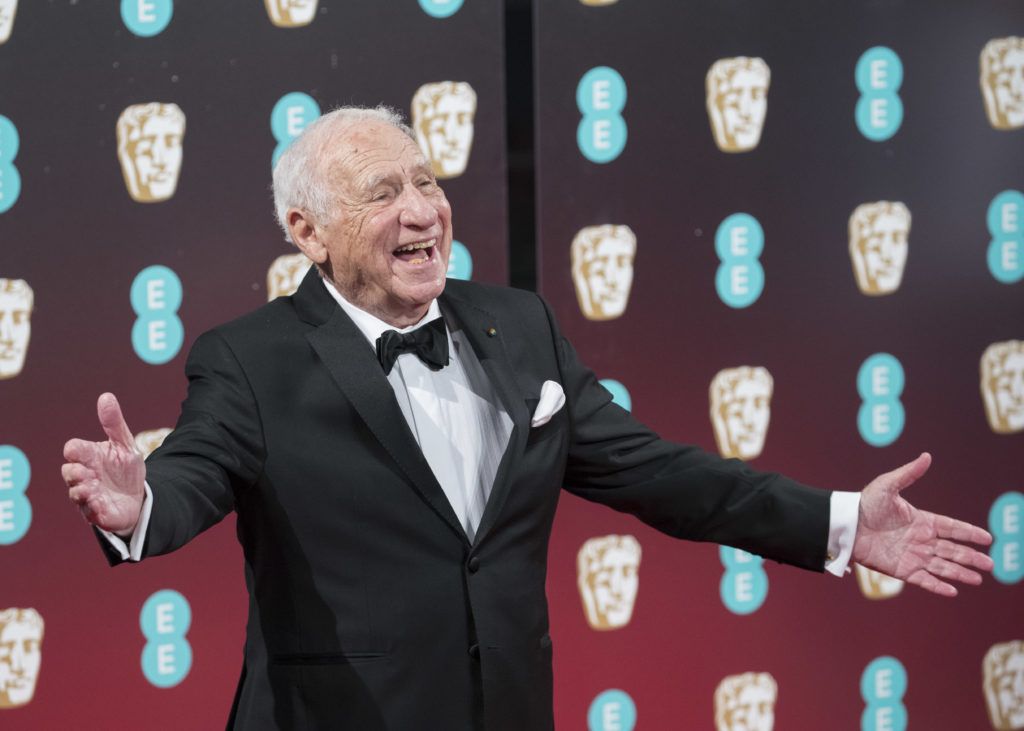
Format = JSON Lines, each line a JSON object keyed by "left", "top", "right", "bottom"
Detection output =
{"left": 860, "top": 656, "right": 908, "bottom": 731}
{"left": 857, "top": 353, "right": 905, "bottom": 447}
{"left": 121, "top": 0, "right": 173, "bottom": 37}
{"left": 577, "top": 66, "right": 628, "bottom": 164}
{"left": 855, "top": 47, "right": 904, "bottom": 141}
{"left": 599, "top": 378, "right": 632, "bottom": 412}
{"left": 990, "top": 491, "right": 1024, "bottom": 584}
{"left": 0, "top": 445, "right": 31, "bottom": 545}
{"left": 587, "top": 689, "right": 637, "bottom": 731}
{"left": 987, "top": 190, "right": 1024, "bottom": 284}
{"left": 271, "top": 92, "right": 321, "bottom": 170}
{"left": 715, "top": 213, "right": 764, "bottom": 308}
{"left": 447, "top": 240, "right": 473, "bottom": 280}
{"left": 131, "top": 265, "right": 184, "bottom": 365}
{"left": 140, "top": 589, "right": 192, "bottom": 688}
{"left": 0, "top": 115, "right": 21, "bottom": 214}
{"left": 419, "top": 0, "right": 464, "bottom": 17}
{"left": 719, "top": 546, "right": 767, "bottom": 615}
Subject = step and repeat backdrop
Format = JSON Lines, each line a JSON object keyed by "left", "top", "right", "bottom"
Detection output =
{"left": 0, "top": 1, "right": 507, "bottom": 727}
{"left": 536, "top": 2, "right": 1022, "bottom": 730}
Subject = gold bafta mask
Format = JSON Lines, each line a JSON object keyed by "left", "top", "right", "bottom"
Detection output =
{"left": 267, "top": 252, "right": 313, "bottom": 301}
{"left": 264, "top": 0, "right": 318, "bottom": 28}
{"left": 984, "top": 640, "right": 1024, "bottom": 731}
{"left": 577, "top": 535, "right": 641, "bottom": 631}
{"left": 0, "top": 0, "right": 17, "bottom": 45}
{"left": 981, "top": 37, "right": 1024, "bottom": 131}
{"left": 116, "top": 103, "right": 186, "bottom": 203}
{"left": 981, "top": 341, "right": 1024, "bottom": 434}
{"left": 710, "top": 366, "right": 773, "bottom": 461}
{"left": 0, "top": 608, "right": 44, "bottom": 709}
{"left": 0, "top": 278, "right": 32, "bottom": 380}
{"left": 133, "top": 428, "right": 172, "bottom": 459}
{"left": 849, "top": 202, "right": 911, "bottom": 295}
{"left": 412, "top": 81, "right": 477, "bottom": 179}
{"left": 571, "top": 224, "right": 637, "bottom": 321}
{"left": 706, "top": 57, "right": 770, "bottom": 153}
{"left": 854, "top": 564, "right": 904, "bottom": 600}
{"left": 714, "top": 672, "right": 778, "bottom": 731}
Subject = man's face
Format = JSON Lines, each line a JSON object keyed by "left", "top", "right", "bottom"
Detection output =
{"left": 267, "top": 252, "right": 313, "bottom": 301}
{"left": 983, "top": 41, "right": 1024, "bottom": 130}
{"left": 0, "top": 0, "right": 17, "bottom": 44}
{"left": 577, "top": 536, "right": 641, "bottom": 630}
{"left": 708, "top": 60, "right": 769, "bottom": 152}
{"left": 986, "top": 643, "right": 1024, "bottom": 730}
{"left": 851, "top": 208, "right": 910, "bottom": 294}
{"left": 414, "top": 85, "right": 476, "bottom": 178}
{"left": 571, "top": 225, "right": 636, "bottom": 320}
{"left": 711, "top": 368, "right": 772, "bottom": 460}
{"left": 0, "top": 284, "right": 31, "bottom": 379}
{"left": 297, "top": 122, "right": 452, "bottom": 325}
{"left": 0, "top": 614, "right": 43, "bottom": 708}
{"left": 984, "top": 346, "right": 1024, "bottom": 433}
{"left": 264, "top": 0, "right": 318, "bottom": 27}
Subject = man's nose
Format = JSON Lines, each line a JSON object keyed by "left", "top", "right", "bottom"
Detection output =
{"left": 398, "top": 186, "right": 439, "bottom": 229}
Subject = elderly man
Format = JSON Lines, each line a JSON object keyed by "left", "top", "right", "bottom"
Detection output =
{"left": 62, "top": 106, "right": 993, "bottom": 730}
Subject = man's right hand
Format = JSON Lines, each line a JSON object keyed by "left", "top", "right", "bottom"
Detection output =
{"left": 62, "top": 393, "right": 146, "bottom": 537}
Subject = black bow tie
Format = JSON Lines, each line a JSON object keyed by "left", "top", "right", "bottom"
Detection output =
{"left": 375, "top": 317, "right": 450, "bottom": 375}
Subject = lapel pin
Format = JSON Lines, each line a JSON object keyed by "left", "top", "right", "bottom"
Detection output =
{"left": 486, "top": 327, "right": 497, "bottom": 337}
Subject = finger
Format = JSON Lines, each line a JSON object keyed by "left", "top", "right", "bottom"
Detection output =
{"left": 933, "top": 513, "right": 994, "bottom": 547}
{"left": 63, "top": 438, "right": 99, "bottom": 464}
{"left": 68, "top": 482, "right": 95, "bottom": 506}
{"left": 61, "top": 462, "right": 93, "bottom": 486}
{"left": 905, "top": 568, "right": 957, "bottom": 598}
{"left": 933, "top": 537, "right": 996, "bottom": 572}
{"left": 925, "top": 555, "right": 984, "bottom": 586}
{"left": 97, "top": 393, "right": 136, "bottom": 449}
{"left": 880, "top": 452, "right": 932, "bottom": 495}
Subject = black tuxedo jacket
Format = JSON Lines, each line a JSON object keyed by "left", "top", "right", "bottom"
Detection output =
{"left": 105, "top": 269, "right": 829, "bottom": 730}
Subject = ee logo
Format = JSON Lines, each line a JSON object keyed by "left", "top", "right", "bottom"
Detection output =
{"left": 577, "top": 66, "right": 628, "bottom": 163}
{"left": 715, "top": 213, "right": 765, "bottom": 308}
{"left": 419, "top": 0, "right": 464, "bottom": 17}
{"left": 857, "top": 353, "right": 905, "bottom": 447}
{"left": 0, "top": 115, "right": 21, "bottom": 214}
{"left": 121, "top": 0, "right": 173, "bottom": 37}
{"left": 987, "top": 190, "right": 1024, "bottom": 284}
{"left": 599, "top": 378, "right": 632, "bottom": 412}
{"left": 0, "top": 445, "right": 31, "bottom": 545}
{"left": 990, "top": 491, "right": 1024, "bottom": 584}
{"left": 587, "top": 689, "right": 637, "bottom": 731}
{"left": 719, "top": 546, "right": 768, "bottom": 615}
{"left": 140, "top": 589, "right": 192, "bottom": 688}
{"left": 271, "top": 92, "right": 321, "bottom": 170}
{"left": 447, "top": 240, "right": 473, "bottom": 280}
{"left": 860, "top": 656, "right": 908, "bottom": 731}
{"left": 855, "top": 47, "right": 904, "bottom": 141}
{"left": 131, "top": 265, "right": 184, "bottom": 365}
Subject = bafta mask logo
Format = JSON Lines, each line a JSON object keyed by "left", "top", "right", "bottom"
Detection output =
{"left": 981, "top": 38, "right": 1024, "bottom": 131}
{"left": 706, "top": 57, "right": 770, "bottom": 153}
{"left": 134, "top": 428, "right": 172, "bottom": 459}
{"left": 849, "top": 202, "right": 910, "bottom": 295}
{"left": 714, "top": 672, "right": 778, "bottom": 731}
{"left": 0, "top": 608, "right": 43, "bottom": 709}
{"left": 982, "top": 341, "right": 1024, "bottom": 434}
{"left": 0, "top": 0, "right": 17, "bottom": 45}
{"left": 710, "top": 367, "right": 773, "bottom": 461}
{"left": 854, "top": 564, "right": 904, "bottom": 600}
{"left": 577, "top": 535, "right": 641, "bottom": 631}
{"left": 267, "top": 252, "right": 313, "bottom": 301}
{"left": 984, "top": 640, "right": 1024, "bottom": 730}
{"left": 412, "top": 81, "right": 477, "bottom": 179}
{"left": 116, "top": 103, "right": 186, "bottom": 203}
{"left": 0, "top": 279, "right": 32, "bottom": 380}
{"left": 264, "top": 0, "right": 318, "bottom": 28}
{"left": 571, "top": 224, "right": 637, "bottom": 321}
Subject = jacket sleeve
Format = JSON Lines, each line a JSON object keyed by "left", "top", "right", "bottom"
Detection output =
{"left": 540, "top": 295, "right": 830, "bottom": 572}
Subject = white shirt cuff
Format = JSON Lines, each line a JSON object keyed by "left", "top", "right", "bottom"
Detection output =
{"left": 824, "top": 490, "right": 860, "bottom": 576}
{"left": 98, "top": 481, "right": 153, "bottom": 562}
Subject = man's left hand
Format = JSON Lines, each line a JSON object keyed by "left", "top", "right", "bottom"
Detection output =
{"left": 852, "top": 452, "right": 994, "bottom": 597}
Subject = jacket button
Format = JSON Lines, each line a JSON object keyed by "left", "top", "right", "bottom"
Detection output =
{"left": 469, "top": 644, "right": 480, "bottom": 660}
{"left": 467, "top": 556, "right": 481, "bottom": 573}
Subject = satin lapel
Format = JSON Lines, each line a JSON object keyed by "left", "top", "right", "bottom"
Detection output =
{"left": 299, "top": 278, "right": 469, "bottom": 545}
{"left": 439, "top": 293, "right": 530, "bottom": 546}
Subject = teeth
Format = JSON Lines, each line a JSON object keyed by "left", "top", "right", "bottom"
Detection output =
{"left": 395, "top": 239, "right": 436, "bottom": 254}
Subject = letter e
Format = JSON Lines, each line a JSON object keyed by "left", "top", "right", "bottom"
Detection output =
{"left": 593, "top": 119, "right": 611, "bottom": 150}
{"left": 286, "top": 106, "right": 304, "bottom": 138}
{"left": 1002, "top": 241, "right": 1019, "bottom": 273}
{"left": 592, "top": 80, "right": 611, "bottom": 111}
{"left": 1002, "top": 203, "right": 1020, "bottom": 233}
{"left": 148, "top": 320, "right": 167, "bottom": 351}
{"left": 1004, "top": 504, "right": 1020, "bottom": 535}
{"left": 870, "top": 59, "right": 888, "bottom": 90}
{"left": 157, "top": 643, "right": 176, "bottom": 675}
{"left": 735, "top": 572, "right": 753, "bottom": 602}
{"left": 156, "top": 602, "right": 175, "bottom": 634}
{"left": 1004, "top": 542, "right": 1020, "bottom": 572}
{"left": 874, "top": 668, "right": 893, "bottom": 699}
{"left": 146, "top": 279, "right": 166, "bottom": 310}
{"left": 876, "top": 705, "right": 894, "bottom": 731}
{"left": 602, "top": 702, "right": 622, "bottom": 731}
{"left": 0, "top": 499, "right": 13, "bottom": 531}
{"left": 0, "top": 458, "right": 11, "bottom": 490}
{"left": 870, "top": 98, "right": 888, "bottom": 129}
{"left": 138, "top": 0, "right": 156, "bottom": 23}
{"left": 730, "top": 265, "right": 749, "bottom": 296}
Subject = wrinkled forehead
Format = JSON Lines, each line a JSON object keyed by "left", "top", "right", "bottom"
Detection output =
{"left": 324, "top": 123, "right": 429, "bottom": 186}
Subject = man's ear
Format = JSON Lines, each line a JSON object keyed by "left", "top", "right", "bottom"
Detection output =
{"left": 287, "top": 208, "right": 328, "bottom": 264}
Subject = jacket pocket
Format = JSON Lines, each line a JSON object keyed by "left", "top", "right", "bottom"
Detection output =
{"left": 271, "top": 650, "right": 388, "bottom": 666}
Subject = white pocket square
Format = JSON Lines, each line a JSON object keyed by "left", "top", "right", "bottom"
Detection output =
{"left": 531, "top": 380, "right": 565, "bottom": 427}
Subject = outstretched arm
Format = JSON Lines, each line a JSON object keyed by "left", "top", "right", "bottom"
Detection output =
{"left": 852, "top": 452, "right": 994, "bottom": 597}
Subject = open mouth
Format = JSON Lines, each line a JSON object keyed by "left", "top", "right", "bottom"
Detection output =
{"left": 392, "top": 238, "right": 436, "bottom": 265}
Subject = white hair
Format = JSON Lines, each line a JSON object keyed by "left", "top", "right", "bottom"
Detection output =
{"left": 271, "top": 105, "right": 413, "bottom": 243}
